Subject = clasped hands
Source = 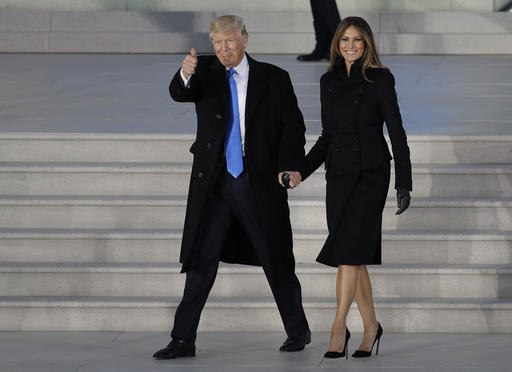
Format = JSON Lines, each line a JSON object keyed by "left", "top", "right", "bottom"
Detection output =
{"left": 278, "top": 171, "right": 301, "bottom": 189}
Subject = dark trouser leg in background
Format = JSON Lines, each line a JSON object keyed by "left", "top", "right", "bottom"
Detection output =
{"left": 298, "top": 0, "right": 341, "bottom": 61}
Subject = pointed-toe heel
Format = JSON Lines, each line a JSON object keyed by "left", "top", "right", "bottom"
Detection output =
{"left": 352, "top": 322, "right": 383, "bottom": 358}
{"left": 324, "top": 328, "right": 350, "bottom": 359}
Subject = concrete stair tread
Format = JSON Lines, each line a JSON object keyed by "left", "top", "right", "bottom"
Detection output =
{"left": 1, "top": 161, "right": 512, "bottom": 174}
{"left": 0, "top": 227, "right": 510, "bottom": 240}
{"left": 1, "top": 262, "right": 510, "bottom": 274}
{"left": 0, "top": 162, "right": 190, "bottom": 172}
{"left": 288, "top": 196, "right": 512, "bottom": 207}
{"left": 1, "top": 295, "right": 511, "bottom": 309}
{"left": 2, "top": 133, "right": 512, "bottom": 141}
{"left": 1, "top": 195, "right": 512, "bottom": 206}
{"left": 0, "top": 227, "right": 182, "bottom": 239}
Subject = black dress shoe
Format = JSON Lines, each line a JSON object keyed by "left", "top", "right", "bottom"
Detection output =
{"left": 297, "top": 51, "right": 329, "bottom": 61}
{"left": 153, "top": 339, "right": 196, "bottom": 359}
{"left": 279, "top": 328, "right": 311, "bottom": 352}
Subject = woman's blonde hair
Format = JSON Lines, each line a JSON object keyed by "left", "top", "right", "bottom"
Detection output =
{"left": 328, "top": 16, "right": 387, "bottom": 80}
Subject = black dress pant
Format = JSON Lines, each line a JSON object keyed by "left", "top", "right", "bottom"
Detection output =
{"left": 311, "top": 0, "right": 341, "bottom": 54}
{"left": 171, "top": 166, "right": 309, "bottom": 342}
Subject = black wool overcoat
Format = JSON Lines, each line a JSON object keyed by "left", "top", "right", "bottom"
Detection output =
{"left": 302, "top": 58, "right": 412, "bottom": 191}
{"left": 169, "top": 54, "right": 306, "bottom": 273}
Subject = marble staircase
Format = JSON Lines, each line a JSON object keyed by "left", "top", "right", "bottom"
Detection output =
{"left": 0, "top": 133, "right": 511, "bottom": 332}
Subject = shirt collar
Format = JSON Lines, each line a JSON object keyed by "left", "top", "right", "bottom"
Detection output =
{"left": 227, "top": 53, "right": 249, "bottom": 78}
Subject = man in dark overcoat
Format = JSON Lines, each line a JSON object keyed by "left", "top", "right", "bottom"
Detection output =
{"left": 153, "top": 15, "right": 310, "bottom": 359}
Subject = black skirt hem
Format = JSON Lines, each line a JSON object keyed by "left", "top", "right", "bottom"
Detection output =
{"left": 316, "top": 258, "right": 382, "bottom": 267}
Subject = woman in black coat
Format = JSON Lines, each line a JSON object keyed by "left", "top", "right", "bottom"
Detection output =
{"left": 301, "top": 17, "right": 412, "bottom": 359}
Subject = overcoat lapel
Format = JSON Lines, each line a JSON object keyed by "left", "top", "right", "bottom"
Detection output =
{"left": 208, "top": 58, "right": 231, "bottom": 139}
{"left": 245, "top": 54, "right": 268, "bottom": 134}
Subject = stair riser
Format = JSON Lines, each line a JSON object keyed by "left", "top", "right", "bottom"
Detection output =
{"left": 1, "top": 305, "right": 510, "bottom": 332}
{"left": 0, "top": 204, "right": 510, "bottom": 230}
{"left": 0, "top": 139, "right": 193, "bottom": 163}
{"left": 0, "top": 172, "right": 192, "bottom": 196}
{"left": 1, "top": 138, "right": 510, "bottom": 164}
{"left": 288, "top": 172, "right": 512, "bottom": 198}
{"left": 2, "top": 271, "right": 510, "bottom": 299}
{"left": 1, "top": 237, "right": 510, "bottom": 265}
{"left": 1, "top": 171, "right": 510, "bottom": 198}
{"left": 4, "top": 32, "right": 512, "bottom": 54}
{"left": 0, "top": 3, "right": 499, "bottom": 12}
{"left": 291, "top": 205, "right": 512, "bottom": 231}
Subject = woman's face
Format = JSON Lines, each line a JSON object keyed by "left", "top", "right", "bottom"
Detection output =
{"left": 339, "top": 25, "right": 365, "bottom": 63}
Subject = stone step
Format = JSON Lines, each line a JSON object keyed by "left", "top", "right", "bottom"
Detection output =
{"left": 0, "top": 195, "right": 508, "bottom": 231}
{"left": 1, "top": 228, "right": 511, "bottom": 265}
{"left": 7, "top": 10, "right": 510, "bottom": 34}
{"left": 1, "top": 296, "right": 510, "bottom": 332}
{"left": 1, "top": 162, "right": 510, "bottom": 198}
{"left": 3, "top": 30, "right": 512, "bottom": 54}
{"left": 1, "top": 133, "right": 510, "bottom": 164}
{"left": 0, "top": 1, "right": 499, "bottom": 12}
{"left": 2, "top": 9, "right": 511, "bottom": 53}
{"left": 290, "top": 197, "right": 512, "bottom": 231}
{"left": 1, "top": 262, "right": 511, "bottom": 299}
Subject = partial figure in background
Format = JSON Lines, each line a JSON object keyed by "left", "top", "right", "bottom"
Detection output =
{"left": 298, "top": 0, "right": 341, "bottom": 61}
{"left": 301, "top": 17, "right": 412, "bottom": 359}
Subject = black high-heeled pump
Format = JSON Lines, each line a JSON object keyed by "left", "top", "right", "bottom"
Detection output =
{"left": 324, "top": 328, "right": 351, "bottom": 359}
{"left": 352, "top": 322, "right": 383, "bottom": 358}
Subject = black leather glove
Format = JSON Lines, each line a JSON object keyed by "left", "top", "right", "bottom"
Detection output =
{"left": 396, "top": 187, "right": 411, "bottom": 215}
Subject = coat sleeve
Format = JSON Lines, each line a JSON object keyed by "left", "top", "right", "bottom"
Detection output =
{"left": 277, "top": 71, "right": 306, "bottom": 173}
{"left": 169, "top": 68, "right": 201, "bottom": 103}
{"left": 301, "top": 75, "right": 332, "bottom": 181}
{"left": 377, "top": 72, "right": 412, "bottom": 191}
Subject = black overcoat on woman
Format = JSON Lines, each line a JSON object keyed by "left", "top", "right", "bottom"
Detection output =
{"left": 169, "top": 54, "right": 306, "bottom": 274}
{"left": 302, "top": 57, "right": 412, "bottom": 267}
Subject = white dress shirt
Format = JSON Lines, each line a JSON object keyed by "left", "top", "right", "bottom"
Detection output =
{"left": 180, "top": 54, "right": 249, "bottom": 154}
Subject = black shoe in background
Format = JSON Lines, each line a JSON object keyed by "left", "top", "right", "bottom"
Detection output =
{"left": 297, "top": 50, "right": 329, "bottom": 61}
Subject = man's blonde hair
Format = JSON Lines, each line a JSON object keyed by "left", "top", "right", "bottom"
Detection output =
{"left": 209, "top": 15, "right": 248, "bottom": 39}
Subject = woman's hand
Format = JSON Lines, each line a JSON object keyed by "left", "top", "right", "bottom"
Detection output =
{"left": 396, "top": 187, "right": 410, "bottom": 215}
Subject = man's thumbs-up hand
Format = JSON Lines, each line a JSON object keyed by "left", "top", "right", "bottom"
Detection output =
{"left": 182, "top": 48, "right": 198, "bottom": 79}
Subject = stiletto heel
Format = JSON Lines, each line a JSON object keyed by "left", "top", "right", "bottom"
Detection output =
{"left": 352, "top": 322, "right": 383, "bottom": 358}
{"left": 324, "top": 328, "right": 350, "bottom": 359}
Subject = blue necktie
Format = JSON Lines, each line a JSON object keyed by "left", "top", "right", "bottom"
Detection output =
{"left": 225, "top": 68, "right": 243, "bottom": 178}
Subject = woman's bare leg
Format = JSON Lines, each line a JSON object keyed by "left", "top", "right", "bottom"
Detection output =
{"left": 328, "top": 265, "right": 360, "bottom": 352}
{"left": 354, "top": 265, "right": 379, "bottom": 351}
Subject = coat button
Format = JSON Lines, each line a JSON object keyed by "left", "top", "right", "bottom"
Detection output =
{"left": 198, "top": 172, "right": 203, "bottom": 178}
{"left": 354, "top": 99, "right": 359, "bottom": 104}
{"left": 328, "top": 88, "right": 332, "bottom": 93}
{"left": 216, "top": 114, "right": 222, "bottom": 119}
{"left": 359, "top": 89, "right": 363, "bottom": 93}
{"left": 206, "top": 143, "right": 212, "bottom": 149}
